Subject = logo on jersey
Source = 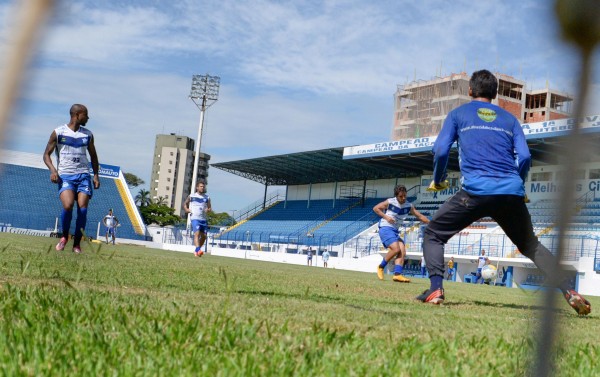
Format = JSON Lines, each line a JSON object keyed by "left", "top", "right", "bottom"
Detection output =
{"left": 477, "top": 108, "right": 497, "bottom": 122}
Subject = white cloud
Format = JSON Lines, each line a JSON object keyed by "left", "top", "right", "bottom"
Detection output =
{"left": 2, "top": 0, "right": 598, "bottom": 210}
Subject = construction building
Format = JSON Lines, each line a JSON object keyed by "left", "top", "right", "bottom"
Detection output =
{"left": 149, "top": 134, "right": 210, "bottom": 217}
{"left": 392, "top": 72, "right": 573, "bottom": 140}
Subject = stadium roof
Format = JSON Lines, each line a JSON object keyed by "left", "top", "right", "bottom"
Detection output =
{"left": 211, "top": 147, "right": 460, "bottom": 186}
{"left": 212, "top": 116, "right": 600, "bottom": 186}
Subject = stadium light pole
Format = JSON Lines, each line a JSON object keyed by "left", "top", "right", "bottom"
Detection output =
{"left": 187, "top": 74, "right": 220, "bottom": 230}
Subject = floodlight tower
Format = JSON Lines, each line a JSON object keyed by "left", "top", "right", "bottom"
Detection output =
{"left": 188, "top": 74, "right": 220, "bottom": 228}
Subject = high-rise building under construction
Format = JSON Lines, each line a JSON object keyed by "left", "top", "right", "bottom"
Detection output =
{"left": 392, "top": 72, "right": 573, "bottom": 140}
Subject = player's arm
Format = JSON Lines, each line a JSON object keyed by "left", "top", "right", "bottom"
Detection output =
{"left": 206, "top": 198, "right": 212, "bottom": 213}
{"left": 410, "top": 205, "right": 430, "bottom": 224}
{"left": 513, "top": 119, "right": 531, "bottom": 183}
{"left": 102, "top": 216, "right": 107, "bottom": 226}
{"left": 431, "top": 111, "right": 458, "bottom": 185}
{"left": 183, "top": 196, "right": 191, "bottom": 213}
{"left": 373, "top": 201, "right": 394, "bottom": 223}
{"left": 87, "top": 135, "right": 100, "bottom": 189}
{"left": 43, "top": 131, "right": 59, "bottom": 183}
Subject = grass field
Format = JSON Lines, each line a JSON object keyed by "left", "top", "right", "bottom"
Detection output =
{"left": 0, "top": 233, "right": 598, "bottom": 376}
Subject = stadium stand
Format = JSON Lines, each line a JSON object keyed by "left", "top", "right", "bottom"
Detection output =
{"left": 0, "top": 150, "right": 147, "bottom": 241}
{"left": 218, "top": 198, "right": 384, "bottom": 246}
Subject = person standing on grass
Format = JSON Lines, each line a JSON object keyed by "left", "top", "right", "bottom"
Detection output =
{"left": 374, "top": 185, "right": 430, "bottom": 283}
{"left": 43, "top": 104, "right": 100, "bottom": 254}
{"left": 184, "top": 181, "right": 212, "bottom": 257}
{"left": 322, "top": 249, "right": 330, "bottom": 268}
{"left": 417, "top": 69, "right": 591, "bottom": 316}
{"left": 474, "top": 249, "right": 488, "bottom": 284}
{"left": 103, "top": 209, "right": 119, "bottom": 245}
{"left": 447, "top": 257, "right": 455, "bottom": 280}
{"left": 307, "top": 247, "right": 313, "bottom": 266}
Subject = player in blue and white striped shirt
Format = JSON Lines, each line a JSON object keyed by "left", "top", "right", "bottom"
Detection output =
{"left": 184, "top": 181, "right": 212, "bottom": 257}
{"left": 43, "top": 104, "right": 100, "bottom": 254}
{"left": 374, "top": 185, "right": 430, "bottom": 283}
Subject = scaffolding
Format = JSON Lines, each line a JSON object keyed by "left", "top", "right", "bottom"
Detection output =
{"left": 392, "top": 72, "right": 573, "bottom": 140}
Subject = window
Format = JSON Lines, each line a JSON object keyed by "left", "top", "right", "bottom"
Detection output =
{"left": 531, "top": 172, "right": 552, "bottom": 182}
{"left": 169, "top": 160, "right": 173, "bottom": 165}
{"left": 167, "top": 178, "right": 171, "bottom": 182}
{"left": 589, "top": 169, "right": 600, "bottom": 179}
{"left": 557, "top": 170, "right": 585, "bottom": 180}
{"left": 168, "top": 169, "right": 172, "bottom": 173}
{"left": 170, "top": 152, "right": 174, "bottom": 156}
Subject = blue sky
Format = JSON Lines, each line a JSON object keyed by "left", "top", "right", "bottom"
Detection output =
{"left": 1, "top": 0, "right": 598, "bottom": 213}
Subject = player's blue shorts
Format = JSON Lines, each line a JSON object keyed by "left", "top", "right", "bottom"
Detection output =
{"left": 106, "top": 227, "right": 116, "bottom": 235}
{"left": 378, "top": 226, "right": 404, "bottom": 248}
{"left": 58, "top": 173, "right": 93, "bottom": 198}
{"left": 191, "top": 219, "right": 208, "bottom": 234}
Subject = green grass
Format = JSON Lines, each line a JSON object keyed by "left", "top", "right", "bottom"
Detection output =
{"left": 0, "top": 234, "right": 598, "bottom": 376}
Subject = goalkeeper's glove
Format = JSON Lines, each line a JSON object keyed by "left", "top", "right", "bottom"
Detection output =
{"left": 426, "top": 180, "right": 450, "bottom": 192}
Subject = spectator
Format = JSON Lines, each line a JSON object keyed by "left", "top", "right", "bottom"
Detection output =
{"left": 475, "top": 250, "right": 488, "bottom": 284}
{"left": 307, "top": 247, "right": 313, "bottom": 266}
{"left": 322, "top": 249, "right": 330, "bottom": 268}
{"left": 103, "top": 208, "right": 119, "bottom": 245}
{"left": 447, "top": 257, "right": 455, "bottom": 280}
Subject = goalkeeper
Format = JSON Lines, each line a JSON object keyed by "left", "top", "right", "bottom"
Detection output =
{"left": 416, "top": 69, "right": 591, "bottom": 316}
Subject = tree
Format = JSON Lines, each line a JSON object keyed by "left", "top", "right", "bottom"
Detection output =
{"left": 138, "top": 203, "right": 181, "bottom": 226}
{"left": 207, "top": 211, "right": 235, "bottom": 226}
{"left": 154, "top": 196, "right": 168, "bottom": 206}
{"left": 135, "top": 189, "right": 151, "bottom": 207}
{"left": 124, "top": 172, "right": 144, "bottom": 188}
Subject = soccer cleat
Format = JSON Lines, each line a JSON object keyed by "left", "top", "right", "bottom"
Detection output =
{"left": 55, "top": 237, "right": 67, "bottom": 251}
{"left": 377, "top": 266, "right": 384, "bottom": 280}
{"left": 392, "top": 274, "right": 410, "bottom": 283}
{"left": 564, "top": 289, "right": 591, "bottom": 316}
{"left": 416, "top": 288, "right": 445, "bottom": 305}
{"left": 194, "top": 251, "right": 204, "bottom": 257}
{"left": 73, "top": 246, "right": 82, "bottom": 254}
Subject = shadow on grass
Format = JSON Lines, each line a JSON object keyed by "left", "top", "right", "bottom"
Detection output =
{"left": 470, "top": 299, "right": 598, "bottom": 318}
{"left": 233, "top": 288, "right": 462, "bottom": 315}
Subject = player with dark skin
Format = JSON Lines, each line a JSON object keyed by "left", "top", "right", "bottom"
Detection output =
{"left": 44, "top": 104, "right": 100, "bottom": 252}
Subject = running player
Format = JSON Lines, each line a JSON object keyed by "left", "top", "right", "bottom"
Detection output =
{"left": 43, "top": 104, "right": 100, "bottom": 254}
{"left": 374, "top": 185, "right": 430, "bottom": 283}
{"left": 184, "top": 181, "right": 212, "bottom": 257}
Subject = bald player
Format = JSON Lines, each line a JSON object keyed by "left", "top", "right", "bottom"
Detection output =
{"left": 44, "top": 104, "right": 100, "bottom": 254}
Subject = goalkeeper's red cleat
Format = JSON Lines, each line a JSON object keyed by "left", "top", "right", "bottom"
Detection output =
{"left": 564, "top": 289, "right": 591, "bottom": 316}
{"left": 416, "top": 288, "right": 445, "bottom": 304}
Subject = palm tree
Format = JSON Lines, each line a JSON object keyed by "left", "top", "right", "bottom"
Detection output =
{"left": 135, "top": 189, "right": 151, "bottom": 207}
{"left": 154, "top": 196, "right": 168, "bottom": 206}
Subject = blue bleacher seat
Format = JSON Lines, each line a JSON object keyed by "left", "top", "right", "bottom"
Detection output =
{"left": 0, "top": 163, "right": 144, "bottom": 240}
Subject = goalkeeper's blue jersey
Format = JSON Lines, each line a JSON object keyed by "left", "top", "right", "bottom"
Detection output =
{"left": 432, "top": 100, "right": 530, "bottom": 196}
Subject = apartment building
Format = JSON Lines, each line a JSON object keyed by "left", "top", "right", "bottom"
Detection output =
{"left": 149, "top": 134, "right": 210, "bottom": 217}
